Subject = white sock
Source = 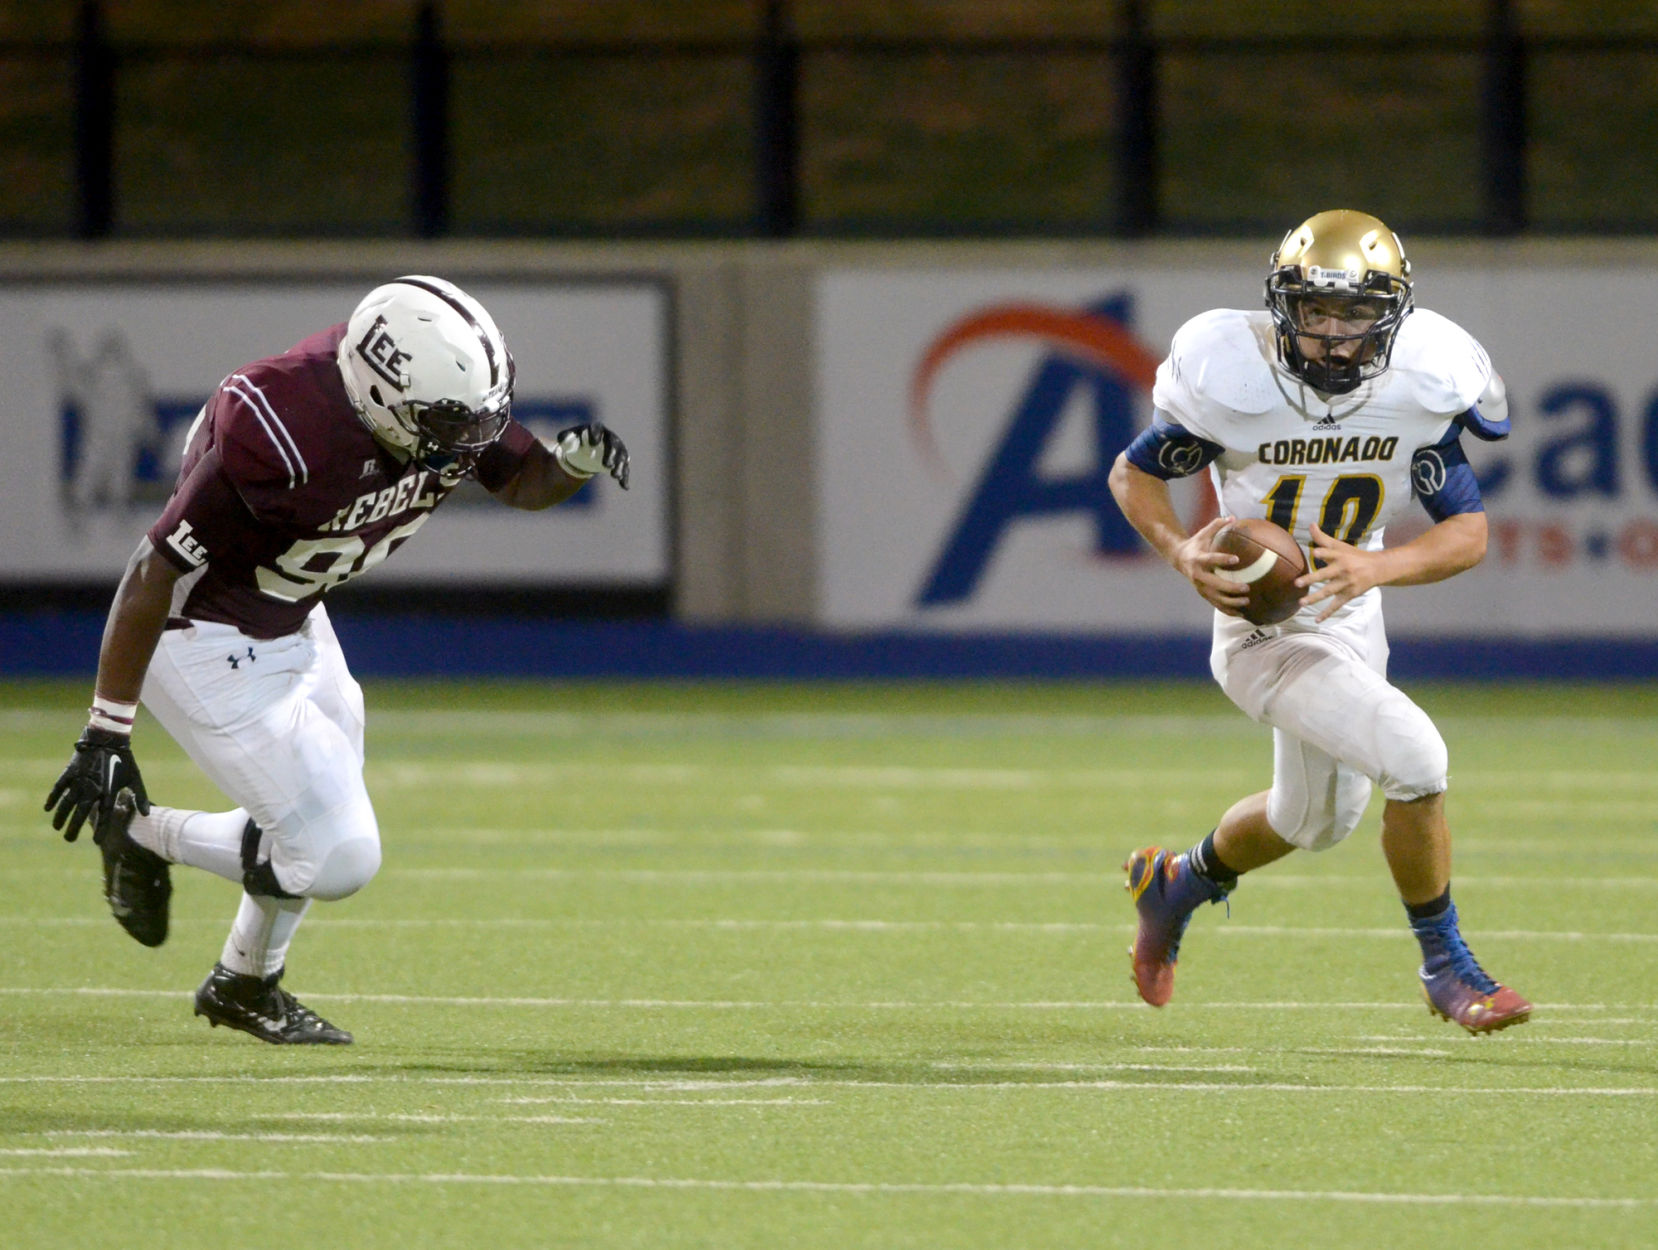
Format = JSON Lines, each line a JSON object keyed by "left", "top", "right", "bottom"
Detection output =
{"left": 129, "top": 805, "right": 249, "bottom": 885}
{"left": 220, "top": 891, "right": 311, "bottom": 979}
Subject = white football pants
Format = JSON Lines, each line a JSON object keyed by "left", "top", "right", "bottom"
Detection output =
{"left": 1209, "top": 602, "right": 1449, "bottom": 851}
{"left": 140, "top": 605, "right": 382, "bottom": 900}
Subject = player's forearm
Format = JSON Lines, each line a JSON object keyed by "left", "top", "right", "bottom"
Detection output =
{"left": 1375, "top": 512, "right": 1488, "bottom": 586}
{"left": 1108, "top": 454, "right": 1191, "bottom": 566}
{"left": 93, "top": 541, "right": 180, "bottom": 708}
{"left": 491, "top": 443, "right": 588, "bottom": 511}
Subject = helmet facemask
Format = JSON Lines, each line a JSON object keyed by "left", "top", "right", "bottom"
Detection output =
{"left": 1264, "top": 210, "right": 1414, "bottom": 396}
{"left": 402, "top": 397, "right": 511, "bottom": 475}
{"left": 386, "top": 348, "right": 514, "bottom": 474}
{"left": 1267, "top": 271, "right": 1412, "bottom": 395}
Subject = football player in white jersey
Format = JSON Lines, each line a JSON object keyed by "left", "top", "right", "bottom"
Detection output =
{"left": 1107, "top": 209, "right": 1531, "bottom": 1034}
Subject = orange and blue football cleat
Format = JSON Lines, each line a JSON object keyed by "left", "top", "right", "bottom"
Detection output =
{"left": 1123, "top": 846, "right": 1229, "bottom": 1007}
{"left": 1414, "top": 904, "right": 1532, "bottom": 1035}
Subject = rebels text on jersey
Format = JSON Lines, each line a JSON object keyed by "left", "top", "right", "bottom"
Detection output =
{"left": 147, "top": 324, "right": 536, "bottom": 639}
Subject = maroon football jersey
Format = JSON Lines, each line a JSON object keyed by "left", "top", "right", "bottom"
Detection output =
{"left": 147, "top": 324, "right": 536, "bottom": 639}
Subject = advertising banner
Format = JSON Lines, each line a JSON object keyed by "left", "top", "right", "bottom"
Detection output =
{"left": 817, "top": 263, "right": 1658, "bottom": 637}
{"left": 0, "top": 278, "right": 670, "bottom": 586}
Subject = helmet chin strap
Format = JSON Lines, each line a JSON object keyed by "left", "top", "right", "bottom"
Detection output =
{"left": 1297, "top": 357, "right": 1363, "bottom": 396}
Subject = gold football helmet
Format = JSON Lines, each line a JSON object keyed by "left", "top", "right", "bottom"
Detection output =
{"left": 1265, "top": 209, "right": 1414, "bottom": 395}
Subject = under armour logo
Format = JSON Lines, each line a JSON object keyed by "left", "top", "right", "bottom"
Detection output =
{"left": 226, "top": 647, "right": 256, "bottom": 670}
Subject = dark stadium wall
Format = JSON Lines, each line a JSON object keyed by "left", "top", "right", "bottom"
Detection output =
{"left": 5, "top": 611, "right": 1658, "bottom": 681}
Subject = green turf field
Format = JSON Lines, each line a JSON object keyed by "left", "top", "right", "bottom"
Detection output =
{"left": 3, "top": 678, "right": 1657, "bottom": 1248}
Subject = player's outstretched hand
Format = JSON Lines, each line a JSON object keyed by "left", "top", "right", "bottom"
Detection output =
{"left": 1174, "top": 516, "right": 1251, "bottom": 615}
{"left": 553, "top": 423, "right": 630, "bottom": 490}
{"left": 44, "top": 728, "right": 151, "bottom": 843}
{"left": 1296, "top": 523, "right": 1383, "bottom": 621}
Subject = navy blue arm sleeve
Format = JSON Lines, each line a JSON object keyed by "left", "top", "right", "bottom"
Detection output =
{"left": 1456, "top": 403, "right": 1510, "bottom": 442}
{"left": 1123, "top": 418, "right": 1224, "bottom": 480}
{"left": 1411, "top": 429, "right": 1485, "bottom": 522}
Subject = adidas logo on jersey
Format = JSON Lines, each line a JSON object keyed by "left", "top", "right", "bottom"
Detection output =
{"left": 1312, "top": 415, "right": 1341, "bottom": 430}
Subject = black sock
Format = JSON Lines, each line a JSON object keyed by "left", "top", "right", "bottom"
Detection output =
{"left": 1188, "top": 831, "right": 1239, "bottom": 890}
{"left": 1405, "top": 887, "right": 1452, "bottom": 924}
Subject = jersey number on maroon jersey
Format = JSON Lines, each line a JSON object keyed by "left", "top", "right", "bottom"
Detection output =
{"left": 256, "top": 515, "right": 431, "bottom": 602}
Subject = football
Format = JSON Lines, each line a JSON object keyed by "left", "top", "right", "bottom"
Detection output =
{"left": 1211, "top": 517, "right": 1307, "bottom": 626}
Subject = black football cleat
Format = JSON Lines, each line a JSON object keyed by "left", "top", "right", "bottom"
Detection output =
{"left": 193, "top": 963, "right": 353, "bottom": 1045}
{"left": 96, "top": 789, "right": 171, "bottom": 948}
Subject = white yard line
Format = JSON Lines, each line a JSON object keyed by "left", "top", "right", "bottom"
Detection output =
{"left": 372, "top": 710, "right": 1258, "bottom": 738}
{"left": 492, "top": 1098, "right": 827, "bottom": 1107}
{"left": 929, "top": 1062, "right": 1258, "bottom": 1073}
{"left": 2, "top": 987, "right": 1654, "bottom": 1015}
{"left": 3, "top": 1072, "right": 1656, "bottom": 1096}
{"left": 43, "top": 1129, "right": 391, "bottom": 1144}
{"left": 0, "top": 1148, "right": 131, "bottom": 1158}
{"left": 0, "top": 1166, "right": 1649, "bottom": 1207}
{"left": 3, "top": 868, "right": 1656, "bottom": 895}
{"left": 1290, "top": 1047, "right": 1456, "bottom": 1057}
{"left": 378, "top": 868, "right": 1658, "bottom": 889}
{"left": 364, "top": 763, "right": 1263, "bottom": 790}
{"left": 11, "top": 916, "right": 1656, "bottom": 944}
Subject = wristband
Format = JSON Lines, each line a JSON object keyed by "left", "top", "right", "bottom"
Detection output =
{"left": 88, "top": 694, "right": 137, "bottom": 737}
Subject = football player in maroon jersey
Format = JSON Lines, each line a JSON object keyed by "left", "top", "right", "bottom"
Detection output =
{"left": 45, "top": 276, "right": 629, "bottom": 1044}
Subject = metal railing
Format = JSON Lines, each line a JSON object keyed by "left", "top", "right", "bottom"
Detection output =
{"left": 51, "top": 0, "right": 1653, "bottom": 240}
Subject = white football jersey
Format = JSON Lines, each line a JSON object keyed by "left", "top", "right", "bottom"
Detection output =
{"left": 1151, "top": 306, "right": 1494, "bottom": 624}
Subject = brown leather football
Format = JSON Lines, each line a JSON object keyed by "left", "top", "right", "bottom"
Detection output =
{"left": 1210, "top": 517, "right": 1308, "bottom": 626}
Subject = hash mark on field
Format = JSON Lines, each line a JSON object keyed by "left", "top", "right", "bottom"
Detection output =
{"left": 0, "top": 1166, "right": 1650, "bottom": 1208}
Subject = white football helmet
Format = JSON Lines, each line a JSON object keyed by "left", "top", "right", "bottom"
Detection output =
{"left": 337, "top": 275, "right": 514, "bottom": 472}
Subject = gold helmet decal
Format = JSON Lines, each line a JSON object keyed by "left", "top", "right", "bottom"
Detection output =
{"left": 1265, "top": 210, "right": 1414, "bottom": 394}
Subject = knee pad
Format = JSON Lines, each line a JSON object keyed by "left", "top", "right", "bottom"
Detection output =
{"left": 241, "top": 814, "right": 381, "bottom": 901}
{"left": 1372, "top": 697, "right": 1449, "bottom": 801}
{"left": 1269, "top": 768, "right": 1373, "bottom": 852}
{"left": 305, "top": 836, "right": 382, "bottom": 901}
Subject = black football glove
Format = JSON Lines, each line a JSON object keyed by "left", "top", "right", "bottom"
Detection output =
{"left": 44, "top": 727, "right": 151, "bottom": 843}
{"left": 552, "top": 423, "right": 630, "bottom": 490}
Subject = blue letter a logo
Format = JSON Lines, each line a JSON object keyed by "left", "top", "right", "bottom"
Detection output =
{"left": 915, "top": 294, "right": 1155, "bottom": 608}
